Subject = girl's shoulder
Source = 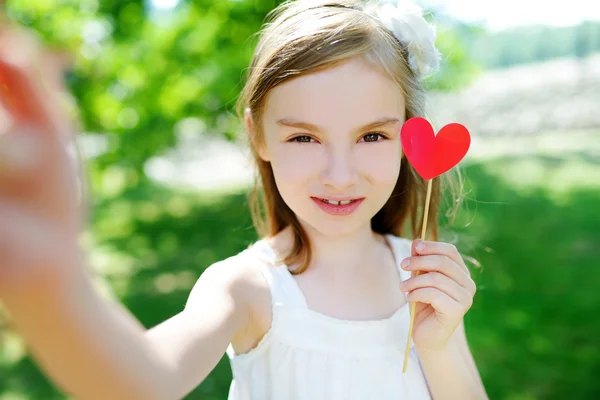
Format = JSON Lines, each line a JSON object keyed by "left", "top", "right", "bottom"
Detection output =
{"left": 183, "top": 245, "right": 273, "bottom": 359}
{"left": 186, "top": 244, "right": 271, "bottom": 312}
{"left": 204, "top": 243, "right": 270, "bottom": 289}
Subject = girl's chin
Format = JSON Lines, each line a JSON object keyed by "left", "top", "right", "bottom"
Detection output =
{"left": 298, "top": 215, "right": 371, "bottom": 236}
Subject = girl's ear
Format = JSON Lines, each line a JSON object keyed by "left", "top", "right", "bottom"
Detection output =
{"left": 244, "top": 107, "right": 253, "bottom": 135}
{"left": 245, "top": 107, "right": 270, "bottom": 162}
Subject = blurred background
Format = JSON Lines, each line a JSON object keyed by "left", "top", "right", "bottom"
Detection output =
{"left": 0, "top": 0, "right": 599, "bottom": 399}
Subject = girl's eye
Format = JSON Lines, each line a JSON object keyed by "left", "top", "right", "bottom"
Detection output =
{"left": 288, "top": 132, "right": 388, "bottom": 144}
{"left": 289, "top": 135, "right": 316, "bottom": 143}
{"left": 361, "top": 132, "right": 388, "bottom": 143}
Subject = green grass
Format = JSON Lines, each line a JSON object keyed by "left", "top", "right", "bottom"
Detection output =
{"left": 455, "top": 155, "right": 599, "bottom": 399}
{"left": 1, "top": 131, "right": 599, "bottom": 399}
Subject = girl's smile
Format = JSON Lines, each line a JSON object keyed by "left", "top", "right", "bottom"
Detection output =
{"left": 310, "top": 196, "right": 365, "bottom": 216}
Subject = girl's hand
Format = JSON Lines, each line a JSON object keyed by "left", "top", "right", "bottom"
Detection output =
{"left": 399, "top": 239, "right": 477, "bottom": 352}
{"left": 0, "top": 22, "right": 83, "bottom": 297}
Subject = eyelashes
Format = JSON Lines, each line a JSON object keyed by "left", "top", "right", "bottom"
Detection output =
{"left": 288, "top": 132, "right": 389, "bottom": 144}
{"left": 361, "top": 132, "right": 388, "bottom": 143}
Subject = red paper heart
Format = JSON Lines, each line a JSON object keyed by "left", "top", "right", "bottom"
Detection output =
{"left": 400, "top": 117, "right": 471, "bottom": 181}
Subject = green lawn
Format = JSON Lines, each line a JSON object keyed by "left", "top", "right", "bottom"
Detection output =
{"left": 455, "top": 151, "right": 600, "bottom": 400}
{"left": 1, "top": 131, "right": 599, "bottom": 399}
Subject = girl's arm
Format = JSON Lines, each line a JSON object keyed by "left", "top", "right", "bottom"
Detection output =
{"left": 145, "top": 259, "right": 256, "bottom": 397}
{"left": 2, "top": 259, "right": 253, "bottom": 400}
{"left": 455, "top": 319, "right": 487, "bottom": 391}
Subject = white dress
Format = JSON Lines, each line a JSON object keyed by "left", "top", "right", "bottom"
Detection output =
{"left": 225, "top": 233, "right": 433, "bottom": 400}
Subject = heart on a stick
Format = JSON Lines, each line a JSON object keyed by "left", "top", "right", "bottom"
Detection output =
{"left": 400, "top": 117, "right": 471, "bottom": 180}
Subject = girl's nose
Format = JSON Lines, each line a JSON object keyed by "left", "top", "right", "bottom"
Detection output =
{"left": 319, "top": 148, "right": 359, "bottom": 190}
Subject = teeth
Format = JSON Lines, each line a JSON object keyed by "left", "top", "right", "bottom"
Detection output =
{"left": 321, "top": 199, "right": 355, "bottom": 205}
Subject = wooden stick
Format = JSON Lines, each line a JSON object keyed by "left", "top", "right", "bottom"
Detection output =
{"left": 402, "top": 178, "right": 433, "bottom": 373}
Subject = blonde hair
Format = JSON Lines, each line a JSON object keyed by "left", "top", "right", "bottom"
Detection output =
{"left": 236, "top": 0, "right": 465, "bottom": 274}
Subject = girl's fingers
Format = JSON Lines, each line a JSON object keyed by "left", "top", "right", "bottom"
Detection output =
{"left": 0, "top": 24, "right": 83, "bottom": 300}
{"left": 0, "top": 25, "right": 69, "bottom": 140}
{"left": 400, "top": 271, "right": 473, "bottom": 307}
{"left": 0, "top": 129, "right": 80, "bottom": 231}
{"left": 401, "top": 254, "right": 476, "bottom": 295}
{"left": 405, "top": 287, "right": 464, "bottom": 318}
{"left": 412, "top": 239, "right": 471, "bottom": 277}
{"left": 0, "top": 25, "right": 83, "bottom": 234}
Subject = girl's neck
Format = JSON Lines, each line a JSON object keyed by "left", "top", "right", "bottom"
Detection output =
{"left": 268, "top": 224, "right": 390, "bottom": 276}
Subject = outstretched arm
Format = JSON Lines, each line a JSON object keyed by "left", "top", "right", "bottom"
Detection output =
{"left": 3, "top": 267, "right": 176, "bottom": 400}
{"left": 2, "top": 258, "right": 253, "bottom": 400}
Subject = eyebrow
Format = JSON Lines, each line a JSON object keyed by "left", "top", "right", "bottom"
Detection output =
{"left": 275, "top": 117, "right": 401, "bottom": 133}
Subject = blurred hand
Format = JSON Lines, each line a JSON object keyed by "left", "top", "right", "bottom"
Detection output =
{"left": 0, "top": 21, "right": 85, "bottom": 298}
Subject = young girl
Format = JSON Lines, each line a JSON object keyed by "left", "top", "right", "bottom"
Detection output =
{"left": 0, "top": 0, "right": 488, "bottom": 399}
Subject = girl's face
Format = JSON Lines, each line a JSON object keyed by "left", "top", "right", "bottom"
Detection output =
{"left": 256, "top": 56, "right": 406, "bottom": 237}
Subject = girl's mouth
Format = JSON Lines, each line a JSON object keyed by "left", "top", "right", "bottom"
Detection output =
{"left": 311, "top": 197, "right": 365, "bottom": 216}
{"left": 320, "top": 198, "right": 358, "bottom": 205}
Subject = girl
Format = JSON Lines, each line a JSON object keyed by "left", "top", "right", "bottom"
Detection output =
{"left": 0, "top": 0, "right": 488, "bottom": 399}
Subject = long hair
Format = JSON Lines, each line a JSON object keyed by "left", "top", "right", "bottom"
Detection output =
{"left": 236, "top": 0, "right": 465, "bottom": 274}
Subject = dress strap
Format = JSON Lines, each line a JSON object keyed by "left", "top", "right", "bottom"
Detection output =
{"left": 246, "top": 240, "right": 308, "bottom": 309}
{"left": 384, "top": 234, "right": 413, "bottom": 283}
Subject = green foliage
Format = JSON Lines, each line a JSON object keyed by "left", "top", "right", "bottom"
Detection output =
{"left": 6, "top": 0, "right": 278, "bottom": 176}
{"left": 424, "top": 24, "right": 482, "bottom": 91}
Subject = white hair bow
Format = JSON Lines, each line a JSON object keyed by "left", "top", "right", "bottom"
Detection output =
{"left": 370, "top": 0, "right": 442, "bottom": 78}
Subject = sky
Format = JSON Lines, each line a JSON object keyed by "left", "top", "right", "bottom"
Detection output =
{"left": 421, "top": 0, "right": 600, "bottom": 31}
{"left": 150, "top": 0, "right": 600, "bottom": 32}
